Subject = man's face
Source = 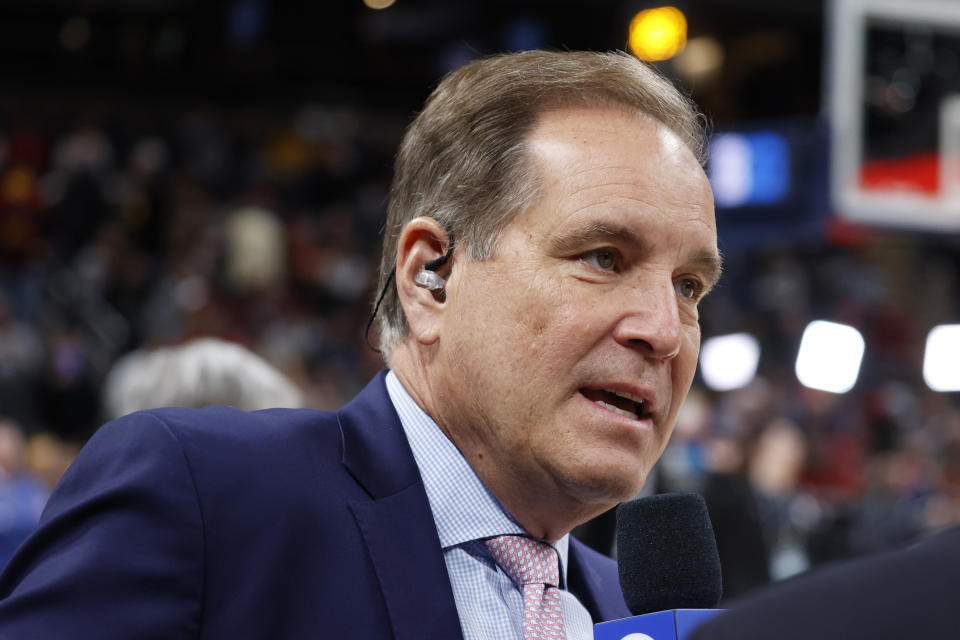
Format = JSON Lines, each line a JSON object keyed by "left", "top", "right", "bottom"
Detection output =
{"left": 432, "top": 106, "right": 719, "bottom": 529}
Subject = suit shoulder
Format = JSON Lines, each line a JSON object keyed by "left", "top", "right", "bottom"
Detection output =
{"left": 118, "top": 405, "right": 338, "bottom": 447}
{"left": 79, "top": 406, "right": 344, "bottom": 482}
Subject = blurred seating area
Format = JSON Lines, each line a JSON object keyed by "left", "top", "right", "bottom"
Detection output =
{"left": 0, "top": 99, "right": 399, "bottom": 441}
{"left": 654, "top": 241, "right": 960, "bottom": 598}
{"left": 1, "top": 96, "right": 959, "bottom": 591}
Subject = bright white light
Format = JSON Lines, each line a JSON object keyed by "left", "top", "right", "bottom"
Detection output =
{"left": 795, "top": 320, "right": 865, "bottom": 394}
{"left": 709, "top": 133, "right": 752, "bottom": 207}
{"left": 700, "top": 333, "right": 760, "bottom": 391}
{"left": 924, "top": 324, "right": 960, "bottom": 391}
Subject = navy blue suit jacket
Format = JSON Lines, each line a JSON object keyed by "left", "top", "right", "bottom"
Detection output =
{"left": 0, "top": 372, "right": 629, "bottom": 639}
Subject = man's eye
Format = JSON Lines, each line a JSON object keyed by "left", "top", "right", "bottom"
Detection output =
{"left": 582, "top": 249, "right": 618, "bottom": 271}
{"left": 676, "top": 278, "right": 703, "bottom": 300}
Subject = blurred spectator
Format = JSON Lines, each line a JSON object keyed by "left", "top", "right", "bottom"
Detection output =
{"left": 23, "top": 432, "right": 79, "bottom": 492}
{"left": 0, "top": 293, "right": 44, "bottom": 430}
{"left": 224, "top": 206, "right": 286, "bottom": 295}
{"left": 747, "top": 418, "right": 818, "bottom": 581}
{"left": 102, "top": 337, "right": 303, "bottom": 418}
{"left": 36, "top": 327, "right": 101, "bottom": 442}
{"left": 701, "top": 432, "right": 771, "bottom": 600}
{"left": 0, "top": 420, "right": 49, "bottom": 567}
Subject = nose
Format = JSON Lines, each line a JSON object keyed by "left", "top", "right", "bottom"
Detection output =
{"left": 612, "top": 277, "right": 683, "bottom": 360}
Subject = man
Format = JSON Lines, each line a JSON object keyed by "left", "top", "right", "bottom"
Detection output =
{"left": 0, "top": 50, "right": 720, "bottom": 639}
{"left": 101, "top": 337, "right": 304, "bottom": 418}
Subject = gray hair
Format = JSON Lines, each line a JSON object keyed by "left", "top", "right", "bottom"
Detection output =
{"left": 102, "top": 337, "right": 304, "bottom": 419}
{"left": 375, "top": 49, "right": 707, "bottom": 358}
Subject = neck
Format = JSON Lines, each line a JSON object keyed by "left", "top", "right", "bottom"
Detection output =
{"left": 473, "top": 464, "right": 615, "bottom": 541}
{"left": 390, "top": 342, "right": 613, "bottom": 541}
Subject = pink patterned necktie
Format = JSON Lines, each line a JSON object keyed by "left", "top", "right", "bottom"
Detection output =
{"left": 485, "top": 535, "right": 567, "bottom": 640}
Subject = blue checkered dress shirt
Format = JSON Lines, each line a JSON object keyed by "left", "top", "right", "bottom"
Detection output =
{"left": 385, "top": 371, "right": 594, "bottom": 640}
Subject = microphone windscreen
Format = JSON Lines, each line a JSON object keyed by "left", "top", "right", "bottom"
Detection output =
{"left": 616, "top": 492, "right": 723, "bottom": 615}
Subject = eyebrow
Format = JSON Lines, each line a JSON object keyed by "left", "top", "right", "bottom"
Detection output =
{"left": 547, "top": 220, "right": 724, "bottom": 288}
{"left": 690, "top": 249, "right": 724, "bottom": 292}
{"left": 547, "top": 221, "right": 641, "bottom": 255}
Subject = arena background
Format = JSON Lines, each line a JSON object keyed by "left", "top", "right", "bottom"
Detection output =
{"left": 0, "top": 0, "right": 958, "bottom": 601}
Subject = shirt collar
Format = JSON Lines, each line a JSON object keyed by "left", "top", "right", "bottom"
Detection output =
{"left": 385, "top": 370, "right": 570, "bottom": 578}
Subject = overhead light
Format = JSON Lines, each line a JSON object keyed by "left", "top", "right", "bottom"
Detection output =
{"left": 924, "top": 324, "right": 960, "bottom": 391}
{"left": 795, "top": 320, "right": 865, "bottom": 394}
{"left": 628, "top": 7, "right": 687, "bottom": 62}
{"left": 700, "top": 333, "right": 761, "bottom": 391}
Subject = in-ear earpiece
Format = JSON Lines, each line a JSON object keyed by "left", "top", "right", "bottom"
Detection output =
{"left": 413, "top": 236, "right": 455, "bottom": 293}
{"left": 364, "top": 233, "right": 455, "bottom": 354}
{"left": 414, "top": 269, "right": 445, "bottom": 291}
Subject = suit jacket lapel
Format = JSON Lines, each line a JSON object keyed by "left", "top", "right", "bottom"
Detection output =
{"left": 568, "top": 537, "right": 631, "bottom": 624}
{"left": 339, "top": 371, "right": 464, "bottom": 640}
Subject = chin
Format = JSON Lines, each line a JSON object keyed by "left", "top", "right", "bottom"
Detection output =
{"left": 561, "top": 460, "right": 650, "bottom": 507}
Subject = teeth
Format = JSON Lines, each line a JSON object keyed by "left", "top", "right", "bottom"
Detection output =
{"left": 604, "top": 389, "right": 646, "bottom": 407}
{"left": 594, "top": 400, "right": 639, "bottom": 420}
{"left": 604, "top": 389, "right": 642, "bottom": 403}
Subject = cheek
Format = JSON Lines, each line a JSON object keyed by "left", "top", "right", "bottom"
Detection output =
{"left": 494, "top": 292, "right": 584, "bottom": 406}
{"left": 684, "top": 323, "right": 702, "bottom": 371}
{"left": 447, "top": 273, "right": 549, "bottom": 381}
{"left": 487, "top": 269, "right": 571, "bottom": 347}
{"left": 451, "top": 263, "right": 603, "bottom": 395}
{"left": 523, "top": 301, "right": 594, "bottom": 383}
{"left": 670, "top": 327, "right": 702, "bottom": 401}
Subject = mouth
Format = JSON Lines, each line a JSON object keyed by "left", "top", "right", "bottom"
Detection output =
{"left": 579, "top": 387, "right": 652, "bottom": 422}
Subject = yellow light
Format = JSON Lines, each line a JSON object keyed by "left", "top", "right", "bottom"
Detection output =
{"left": 628, "top": 7, "right": 687, "bottom": 62}
{"left": 363, "top": 0, "right": 396, "bottom": 9}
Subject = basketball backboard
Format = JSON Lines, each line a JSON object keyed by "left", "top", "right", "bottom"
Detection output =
{"left": 830, "top": 0, "right": 960, "bottom": 229}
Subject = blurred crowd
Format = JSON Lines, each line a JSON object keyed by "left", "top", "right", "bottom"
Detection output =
{"left": 0, "top": 99, "right": 398, "bottom": 439}
{"left": 1, "top": 97, "right": 960, "bottom": 596}
{"left": 652, "top": 240, "right": 960, "bottom": 599}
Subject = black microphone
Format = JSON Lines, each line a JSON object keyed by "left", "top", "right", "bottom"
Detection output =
{"left": 595, "top": 493, "right": 723, "bottom": 640}
{"left": 617, "top": 492, "right": 723, "bottom": 614}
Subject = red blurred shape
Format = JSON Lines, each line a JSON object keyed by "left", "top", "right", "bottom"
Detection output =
{"left": 859, "top": 152, "right": 939, "bottom": 195}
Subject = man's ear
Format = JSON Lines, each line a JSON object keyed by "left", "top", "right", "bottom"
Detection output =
{"left": 396, "top": 217, "right": 452, "bottom": 346}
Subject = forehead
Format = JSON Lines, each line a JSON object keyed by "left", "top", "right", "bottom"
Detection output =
{"left": 513, "top": 106, "right": 716, "bottom": 246}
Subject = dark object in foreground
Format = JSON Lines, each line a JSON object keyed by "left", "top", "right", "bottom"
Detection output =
{"left": 616, "top": 492, "right": 723, "bottom": 616}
